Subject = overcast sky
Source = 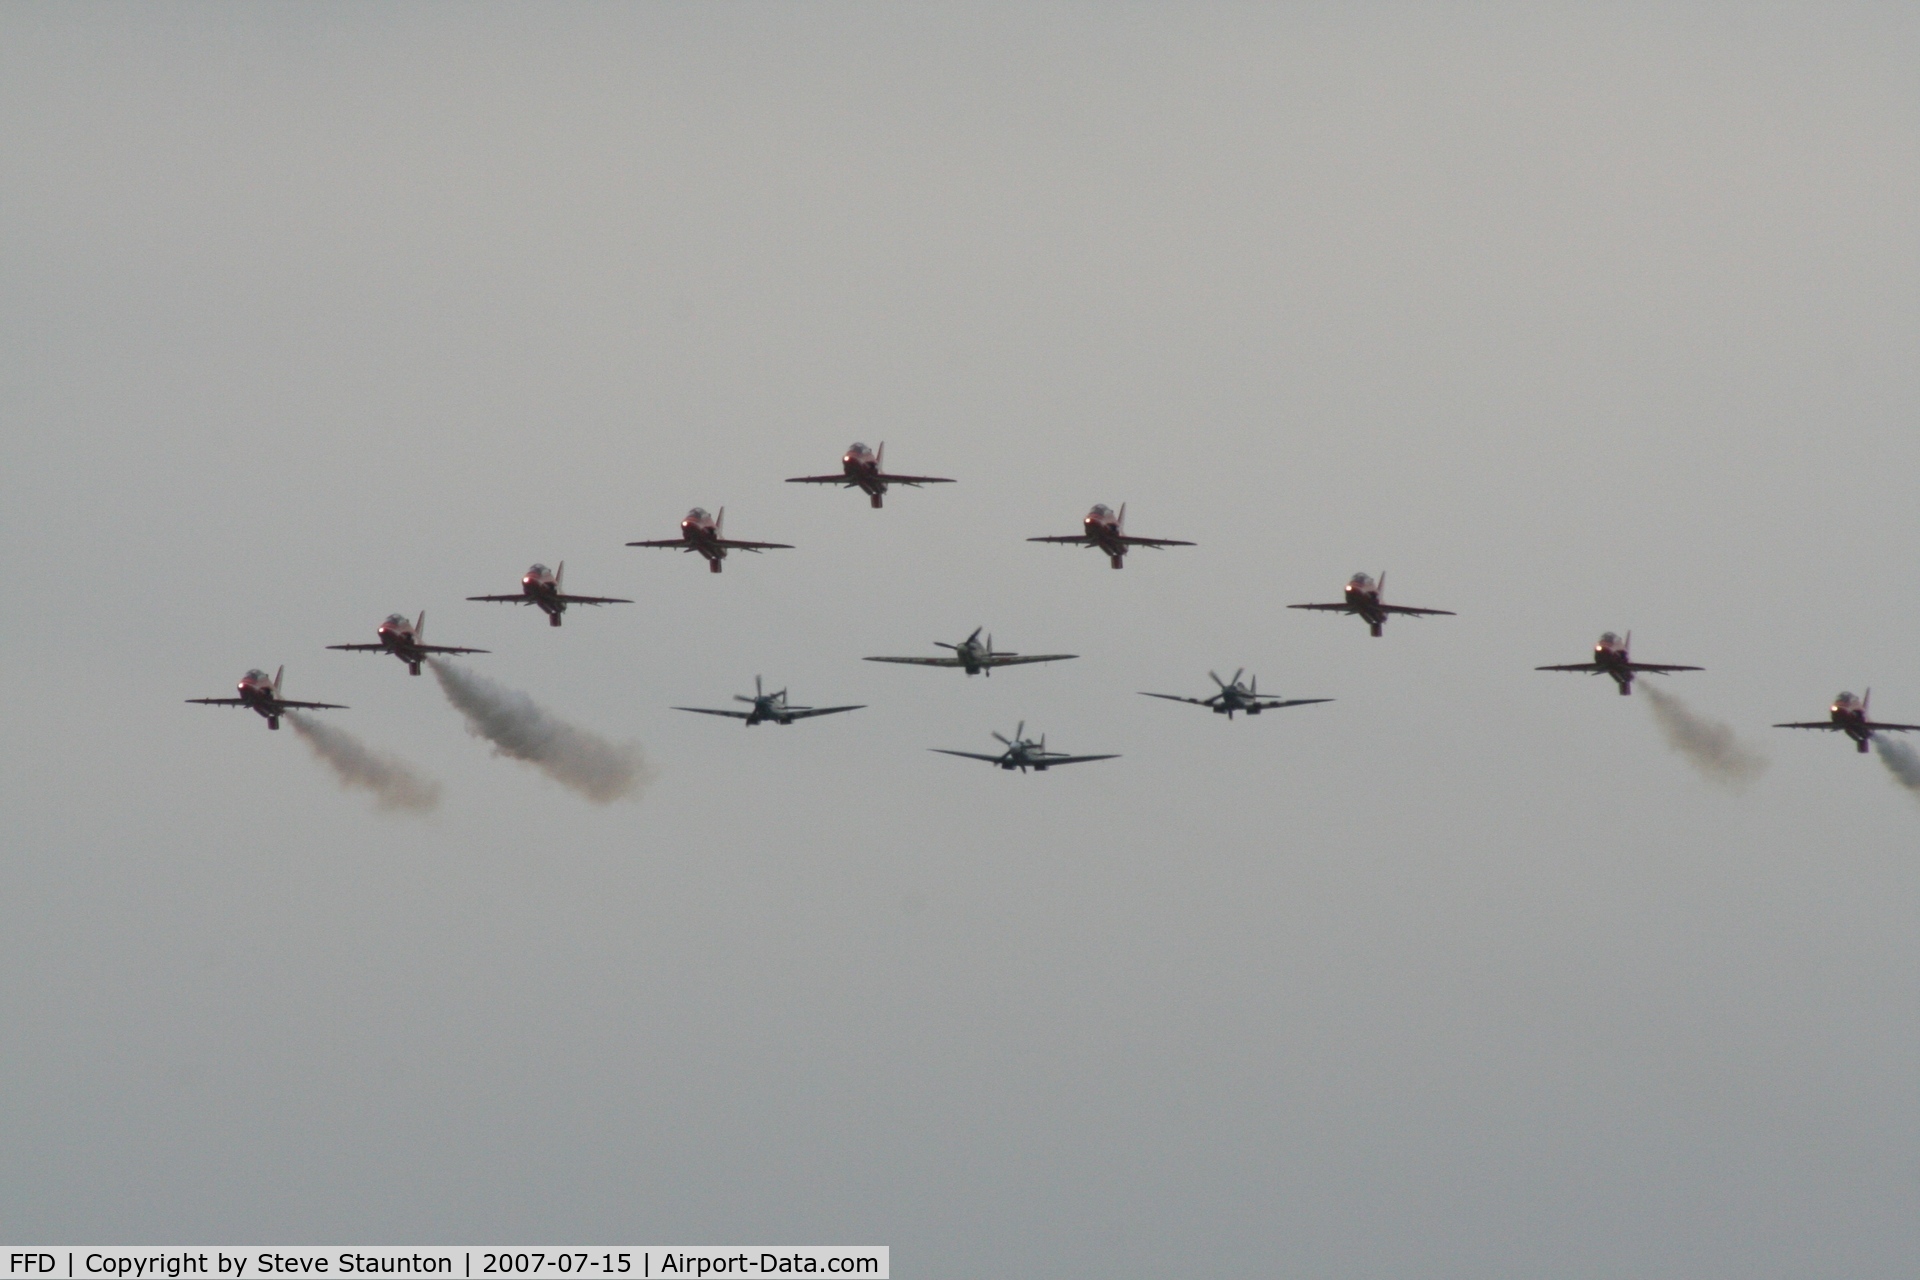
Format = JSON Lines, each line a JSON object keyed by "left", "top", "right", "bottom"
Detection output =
{"left": 4, "top": 4, "right": 1919, "bottom": 1274}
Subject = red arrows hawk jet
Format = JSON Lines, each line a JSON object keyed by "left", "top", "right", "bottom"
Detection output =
{"left": 327, "top": 611, "right": 489, "bottom": 676}
{"left": 187, "top": 666, "right": 347, "bottom": 731}
{"left": 1289, "top": 572, "right": 1455, "bottom": 637}
{"left": 1775, "top": 690, "right": 1920, "bottom": 753}
{"left": 1027, "top": 503, "right": 1195, "bottom": 569}
{"left": 467, "top": 562, "right": 633, "bottom": 626}
{"left": 627, "top": 507, "right": 794, "bottom": 573}
{"left": 1535, "top": 631, "right": 1702, "bottom": 696}
{"left": 786, "top": 442, "right": 954, "bottom": 508}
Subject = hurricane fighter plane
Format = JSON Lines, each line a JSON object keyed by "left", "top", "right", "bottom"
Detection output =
{"left": 327, "top": 611, "right": 488, "bottom": 676}
{"left": 1139, "top": 669, "right": 1333, "bottom": 719}
{"left": 1028, "top": 503, "right": 1194, "bottom": 569}
{"left": 673, "top": 676, "right": 863, "bottom": 726}
{"left": 467, "top": 562, "right": 632, "bottom": 626}
{"left": 1535, "top": 631, "right": 1701, "bottom": 695}
{"left": 627, "top": 507, "right": 793, "bottom": 573}
{"left": 1774, "top": 690, "right": 1920, "bottom": 753}
{"left": 1289, "top": 572, "right": 1455, "bottom": 638}
{"left": 930, "top": 722, "right": 1119, "bottom": 772}
{"left": 864, "top": 627, "right": 1076, "bottom": 677}
{"left": 186, "top": 666, "right": 346, "bottom": 731}
{"left": 786, "top": 442, "right": 954, "bottom": 508}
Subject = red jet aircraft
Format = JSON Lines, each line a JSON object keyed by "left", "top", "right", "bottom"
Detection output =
{"left": 1775, "top": 690, "right": 1920, "bottom": 753}
{"left": 1535, "top": 631, "right": 1702, "bottom": 696}
{"left": 1027, "top": 503, "right": 1195, "bottom": 569}
{"left": 627, "top": 508, "right": 793, "bottom": 573}
{"left": 187, "top": 666, "right": 347, "bottom": 731}
{"left": 1289, "top": 572, "right": 1455, "bottom": 637}
{"left": 786, "top": 442, "right": 954, "bottom": 508}
{"left": 467, "top": 562, "right": 633, "bottom": 626}
{"left": 327, "top": 611, "right": 489, "bottom": 676}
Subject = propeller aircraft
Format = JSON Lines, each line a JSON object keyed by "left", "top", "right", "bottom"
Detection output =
{"left": 930, "top": 722, "right": 1120, "bottom": 772}
{"left": 864, "top": 627, "right": 1077, "bottom": 677}
{"left": 673, "top": 676, "right": 864, "bottom": 726}
{"left": 1139, "top": 670, "right": 1333, "bottom": 719}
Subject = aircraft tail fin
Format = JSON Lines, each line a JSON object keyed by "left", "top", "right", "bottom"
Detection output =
{"left": 717, "top": 507, "right": 725, "bottom": 537}
{"left": 1866, "top": 687, "right": 1872, "bottom": 715}
{"left": 274, "top": 665, "right": 285, "bottom": 696}
{"left": 1378, "top": 570, "right": 1385, "bottom": 599}
{"left": 876, "top": 441, "right": 885, "bottom": 471}
{"left": 556, "top": 561, "right": 564, "bottom": 590}
{"left": 1117, "top": 502, "right": 1126, "bottom": 533}
{"left": 416, "top": 610, "right": 425, "bottom": 639}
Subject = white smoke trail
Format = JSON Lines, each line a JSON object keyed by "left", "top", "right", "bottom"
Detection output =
{"left": 1873, "top": 737, "right": 1920, "bottom": 799}
{"left": 1640, "top": 684, "right": 1769, "bottom": 792}
{"left": 286, "top": 713, "right": 442, "bottom": 813}
{"left": 429, "top": 659, "right": 651, "bottom": 804}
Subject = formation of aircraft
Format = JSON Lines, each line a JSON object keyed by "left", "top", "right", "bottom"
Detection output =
{"left": 673, "top": 676, "right": 864, "bottom": 726}
{"left": 1139, "top": 670, "right": 1333, "bottom": 719}
{"left": 189, "top": 442, "right": 1915, "bottom": 793}
{"left": 327, "top": 611, "right": 488, "bottom": 676}
{"left": 1775, "top": 691, "right": 1920, "bottom": 753}
{"left": 467, "top": 562, "right": 632, "bottom": 626}
{"left": 1535, "top": 631, "right": 1703, "bottom": 696}
{"left": 186, "top": 666, "right": 346, "bottom": 731}
{"left": 1289, "top": 572, "right": 1455, "bottom": 637}
{"left": 930, "top": 722, "right": 1120, "bottom": 772}
{"left": 864, "top": 627, "right": 1077, "bottom": 677}
{"left": 786, "top": 442, "right": 955, "bottom": 508}
{"left": 627, "top": 507, "right": 794, "bottom": 573}
{"left": 1028, "top": 503, "right": 1195, "bottom": 570}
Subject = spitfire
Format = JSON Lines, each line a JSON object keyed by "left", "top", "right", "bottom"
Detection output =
{"left": 930, "top": 723, "right": 1119, "bottom": 772}
{"left": 1139, "top": 670, "right": 1333, "bottom": 720}
{"left": 864, "top": 627, "right": 1077, "bottom": 677}
{"left": 673, "top": 676, "right": 864, "bottom": 727}
{"left": 467, "top": 562, "right": 632, "bottom": 626}
{"left": 187, "top": 666, "right": 347, "bottom": 731}
{"left": 786, "top": 442, "right": 955, "bottom": 509}
{"left": 1289, "top": 572, "right": 1455, "bottom": 638}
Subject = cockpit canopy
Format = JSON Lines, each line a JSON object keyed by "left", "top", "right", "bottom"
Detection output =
{"left": 527, "top": 563, "right": 549, "bottom": 578}
{"left": 1349, "top": 573, "right": 1374, "bottom": 589}
{"left": 244, "top": 668, "right": 270, "bottom": 683}
{"left": 1089, "top": 504, "right": 1115, "bottom": 519}
{"left": 846, "top": 442, "right": 872, "bottom": 457}
{"left": 1599, "top": 631, "right": 1622, "bottom": 647}
{"left": 686, "top": 508, "right": 712, "bottom": 522}
{"left": 1835, "top": 691, "right": 1860, "bottom": 708}
{"left": 383, "top": 613, "right": 410, "bottom": 628}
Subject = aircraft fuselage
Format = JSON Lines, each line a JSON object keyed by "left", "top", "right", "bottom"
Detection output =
{"left": 840, "top": 447, "right": 889, "bottom": 507}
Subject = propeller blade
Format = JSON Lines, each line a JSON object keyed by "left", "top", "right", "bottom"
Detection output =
{"left": 1209, "top": 670, "right": 1226, "bottom": 689}
{"left": 1016, "top": 720, "right": 1026, "bottom": 742}
{"left": 992, "top": 731, "right": 1013, "bottom": 745}
{"left": 1232, "top": 668, "right": 1245, "bottom": 688}
{"left": 756, "top": 674, "right": 763, "bottom": 696}
{"left": 966, "top": 625, "right": 983, "bottom": 644}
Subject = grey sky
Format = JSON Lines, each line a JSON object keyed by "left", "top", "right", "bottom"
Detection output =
{"left": 4, "top": 4, "right": 1918, "bottom": 1274}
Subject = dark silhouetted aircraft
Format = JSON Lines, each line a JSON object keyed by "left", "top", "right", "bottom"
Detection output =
{"left": 931, "top": 722, "right": 1119, "bottom": 772}
{"left": 467, "top": 562, "right": 632, "bottom": 626}
{"left": 1775, "top": 690, "right": 1920, "bottom": 753}
{"left": 673, "top": 676, "right": 863, "bottom": 726}
{"left": 1028, "top": 503, "right": 1194, "bottom": 569}
{"left": 327, "top": 611, "right": 488, "bottom": 676}
{"left": 1535, "top": 631, "right": 1701, "bottom": 695}
{"left": 1139, "top": 669, "right": 1333, "bottom": 719}
{"left": 865, "top": 627, "right": 1076, "bottom": 677}
{"left": 1289, "top": 572, "right": 1455, "bottom": 637}
{"left": 627, "top": 507, "right": 794, "bottom": 573}
{"left": 187, "top": 666, "right": 346, "bottom": 731}
{"left": 786, "top": 442, "right": 954, "bottom": 508}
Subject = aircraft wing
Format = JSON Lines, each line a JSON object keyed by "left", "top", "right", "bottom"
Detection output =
{"left": 1379, "top": 605, "right": 1456, "bottom": 617}
{"left": 785, "top": 474, "right": 854, "bottom": 484}
{"left": 1287, "top": 602, "right": 1353, "bottom": 612}
{"left": 185, "top": 698, "right": 248, "bottom": 706}
{"left": 468, "top": 594, "right": 533, "bottom": 604}
{"left": 1138, "top": 692, "right": 1214, "bottom": 706}
{"left": 554, "top": 593, "right": 633, "bottom": 606}
{"left": 625, "top": 539, "right": 691, "bottom": 549}
{"left": 711, "top": 539, "right": 795, "bottom": 552}
{"left": 865, "top": 655, "right": 966, "bottom": 667}
{"left": 782, "top": 704, "right": 864, "bottom": 720}
{"left": 928, "top": 748, "right": 1010, "bottom": 763}
{"left": 1535, "top": 663, "right": 1602, "bottom": 673}
{"left": 1623, "top": 663, "right": 1703, "bottom": 674}
{"left": 1116, "top": 536, "right": 1196, "bottom": 548}
{"left": 983, "top": 653, "right": 1077, "bottom": 667}
{"left": 1864, "top": 721, "right": 1920, "bottom": 733}
{"left": 672, "top": 706, "right": 752, "bottom": 719}
{"left": 326, "top": 643, "right": 388, "bottom": 651}
{"left": 1253, "top": 697, "right": 1336, "bottom": 710}
{"left": 1773, "top": 721, "right": 1841, "bottom": 730}
{"left": 1034, "top": 753, "right": 1121, "bottom": 765}
{"left": 874, "top": 472, "right": 955, "bottom": 486}
{"left": 278, "top": 699, "right": 349, "bottom": 710}
{"left": 417, "top": 644, "right": 492, "bottom": 655}
{"left": 1027, "top": 534, "right": 1095, "bottom": 545}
